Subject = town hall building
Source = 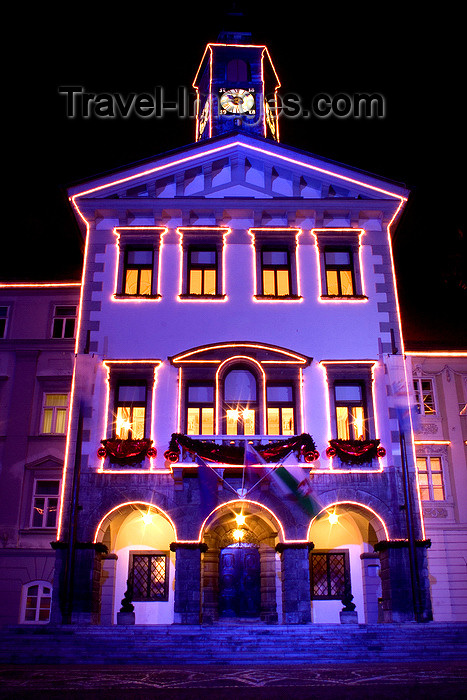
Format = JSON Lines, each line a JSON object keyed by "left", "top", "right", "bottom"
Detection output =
{"left": 1, "top": 21, "right": 465, "bottom": 631}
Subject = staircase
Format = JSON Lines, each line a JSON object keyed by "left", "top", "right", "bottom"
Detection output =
{"left": 1, "top": 623, "right": 466, "bottom": 665}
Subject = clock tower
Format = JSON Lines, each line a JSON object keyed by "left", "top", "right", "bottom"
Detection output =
{"left": 193, "top": 14, "right": 280, "bottom": 142}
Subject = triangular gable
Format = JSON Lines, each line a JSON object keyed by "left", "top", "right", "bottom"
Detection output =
{"left": 68, "top": 132, "right": 409, "bottom": 208}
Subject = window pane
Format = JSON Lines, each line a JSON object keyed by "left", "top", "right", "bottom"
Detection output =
{"left": 335, "top": 384, "right": 362, "bottom": 402}
{"left": 224, "top": 370, "right": 256, "bottom": 402}
{"left": 52, "top": 319, "right": 64, "bottom": 338}
{"left": 326, "top": 270, "right": 339, "bottom": 295}
{"left": 420, "top": 486, "right": 430, "bottom": 500}
{"left": 127, "top": 250, "right": 153, "bottom": 265}
{"left": 226, "top": 410, "right": 238, "bottom": 435}
{"left": 36, "top": 481, "right": 60, "bottom": 495}
{"left": 41, "top": 408, "right": 53, "bottom": 434}
{"left": 281, "top": 408, "right": 294, "bottom": 435}
{"left": 325, "top": 251, "right": 350, "bottom": 265}
{"left": 340, "top": 270, "right": 354, "bottom": 295}
{"left": 125, "top": 269, "right": 138, "bottom": 295}
{"left": 45, "top": 499, "right": 58, "bottom": 528}
{"left": 267, "top": 385, "right": 293, "bottom": 402}
{"left": 311, "top": 554, "right": 328, "bottom": 597}
{"left": 276, "top": 269, "right": 290, "bottom": 296}
{"left": 262, "top": 269, "right": 276, "bottom": 295}
{"left": 139, "top": 269, "right": 152, "bottom": 295}
{"left": 262, "top": 250, "right": 288, "bottom": 265}
{"left": 418, "top": 473, "right": 429, "bottom": 486}
{"left": 188, "top": 385, "right": 214, "bottom": 403}
{"left": 203, "top": 269, "right": 217, "bottom": 295}
{"left": 267, "top": 407, "right": 280, "bottom": 435}
{"left": 351, "top": 406, "right": 365, "bottom": 440}
{"left": 64, "top": 318, "right": 75, "bottom": 338}
{"left": 32, "top": 498, "right": 45, "bottom": 527}
{"left": 336, "top": 406, "right": 350, "bottom": 440}
{"left": 243, "top": 409, "right": 255, "bottom": 435}
{"left": 433, "top": 486, "right": 445, "bottom": 500}
{"left": 116, "top": 406, "right": 131, "bottom": 439}
{"left": 189, "top": 269, "right": 202, "bottom": 294}
{"left": 117, "top": 385, "right": 146, "bottom": 403}
{"left": 45, "top": 394, "right": 67, "bottom": 407}
{"left": 190, "top": 250, "right": 216, "bottom": 265}
{"left": 430, "top": 457, "right": 442, "bottom": 472}
{"left": 187, "top": 408, "right": 200, "bottom": 435}
{"left": 54, "top": 409, "right": 66, "bottom": 434}
{"left": 416, "top": 458, "right": 427, "bottom": 470}
{"left": 201, "top": 408, "right": 214, "bottom": 434}
{"left": 132, "top": 407, "right": 145, "bottom": 439}
{"left": 329, "top": 554, "right": 346, "bottom": 596}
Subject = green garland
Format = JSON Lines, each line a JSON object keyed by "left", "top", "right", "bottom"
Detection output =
{"left": 166, "top": 432, "right": 317, "bottom": 465}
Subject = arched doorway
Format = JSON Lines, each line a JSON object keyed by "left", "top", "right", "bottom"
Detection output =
{"left": 308, "top": 502, "right": 387, "bottom": 624}
{"left": 95, "top": 502, "right": 176, "bottom": 625}
{"left": 201, "top": 501, "right": 281, "bottom": 623}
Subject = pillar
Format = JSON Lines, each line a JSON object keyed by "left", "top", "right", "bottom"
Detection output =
{"left": 276, "top": 543, "right": 313, "bottom": 624}
{"left": 260, "top": 538, "right": 278, "bottom": 623}
{"left": 171, "top": 542, "right": 208, "bottom": 624}
{"left": 100, "top": 553, "right": 118, "bottom": 625}
{"left": 375, "top": 539, "right": 433, "bottom": 622}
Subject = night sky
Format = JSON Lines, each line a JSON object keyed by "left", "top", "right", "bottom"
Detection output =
{"left": 5, "top": 2, "right": 465, "bottom": 348}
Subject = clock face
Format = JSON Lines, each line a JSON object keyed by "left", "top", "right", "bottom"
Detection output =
{"left": 219, "top": 89, "right": 255, "bottom": 115}
{"left": 264, "top": 99, "right": 276, "bottom": 138}
{"left": 198, "top": 99, "right": 210, "bottom": 137}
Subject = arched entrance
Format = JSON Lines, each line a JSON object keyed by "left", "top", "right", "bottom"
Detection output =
{"left": 201, "top": 501, "right": 281, "bottom": 623}
{"left": 308, "top": 502, "right": 387, "bottom": 624}
{"left": 94, "top": 502, "right": 176, "bottom": 625}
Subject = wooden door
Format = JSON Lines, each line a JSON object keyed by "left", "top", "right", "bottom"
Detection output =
{"left": 219, "top": 545, "right": 260, "bottom": 617}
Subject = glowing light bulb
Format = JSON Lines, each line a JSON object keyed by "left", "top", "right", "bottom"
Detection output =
{"left": 141, "top": 512, "right": 153, "bottom": 525}
{"left": 235, "top": 513, "right": 246, "bottom": 527}
{"left": 328, "top": 512, "right": 339, "bottom": 525}
{"left": 233, "top": 529, "right": 244, "bottom": 541}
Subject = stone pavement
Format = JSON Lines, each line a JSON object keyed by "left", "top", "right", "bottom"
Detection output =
{"left": 1, "top": 662, "right": 467, "bottom": 699}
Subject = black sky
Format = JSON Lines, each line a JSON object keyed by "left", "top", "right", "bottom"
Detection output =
{"left": 5, "top": 2, "right": 466, "bottom": 348}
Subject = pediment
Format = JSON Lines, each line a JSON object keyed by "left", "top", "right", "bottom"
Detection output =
{"left": 169, "top": 341, "right": 311, "bottom": 366}
{"left": 68, "top": 133, "right": 409, "bottom": 207}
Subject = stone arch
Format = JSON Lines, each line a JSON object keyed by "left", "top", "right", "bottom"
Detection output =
{"left": 200, "top": 499, "right": 281, "bottom": 623}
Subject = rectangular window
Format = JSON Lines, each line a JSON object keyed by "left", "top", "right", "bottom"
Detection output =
{"left": 41, "top": 393, "right": 68, "bottom": 434}
{"left": 261, "top": 248, "right": 290, "bottom": 296}
{"left": 188, "top": 247, "right": 217, "bottom": 295}
{"left": 115, "top": 382, "right": 147, "bottom": 439}
{"left": 324, "top": 249, "right": 355, "bottom": 296}
{"left": 186, "top": 383, "right": 215, "bottom": 435}
{"left": 0, "top": 306, "right": 9, "bottom": 338}
{"left": 52, "top": 306, "right": 76, "bottom": 339}
{"left": 417, "top": 456, "right": 445, "bottom": 500}
{"left": 310, "top": 552, "right": 349, "bottom": 599}
{"left": 267, "top": 384, "right": 295, "bottom": 435}
{"left": 130, "top": 552, "right": 169, "bottom": 601}
{"left": 124, "top": 249, "right": 153, "bottom": 296}
{"left": 413, "top": 378, "right": 436, "bottom": 415}
{"left": 31, "top": 480, "right": 60, "bottom": 528}
{"left": 334, "top": 383, "right": 366, "bottom": 440}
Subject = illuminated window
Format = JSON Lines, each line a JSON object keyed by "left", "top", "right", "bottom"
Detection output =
{"left": 123, "top": 248, "right": 153, "bottom": 296}
{"left": 261, "top": 248, "right": 291, "bottom": 296}
{"left": 324, "top": 249, "right": 355, "bottom": 296}
{"left": 0, "top": 306, "right": 9, "bottom": 338}
{"left": 115, "top": 382, "right": 147, "bottom": 440}
{"left": 224, "top": 367, "right": 258, "bottom": 435}
{"left": 41, "top": 393, "right": 68, "bottom": 434}
{"left": 413, "top": 378, "right": 436, "bottom": 415}
{"left": 52, "top": 306, "right": 76, "bottom": 338}
{"left": 21, "top": 582, "right": 52, "bottom": 623}
{"left": 267, "top": 384, "right": 295, "bottom": 435}
{"left": 130, "top": 552, "right": 169, "bottom": 601}
{"left": 186, "top": 383, "right": 215, "bottom": 435}
{"left": 31, "top": 480, "right": 60, "bottom": 528}
{"left": 416, "top": 456, "right": 445, "bottom": 500}
{"left": 310, "top": 551, "right": 350, "bottom": 600}
{"left": 188, "top": 247, "right": 217, "bottom": 296}
{"left": 334, "top": 383, "right": 367, "bottom": 440}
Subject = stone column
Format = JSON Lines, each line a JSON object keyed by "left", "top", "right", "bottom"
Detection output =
{"left": 171, "top": 542, "right": 208, "bottom": 624}
{"left": 276, "top": 543, "right": 314, "bottom": 624}
{"left": 360, "top": 552, "right": 382, "bottom": 624}
{"left": 260, "top": 538, "right": 278, "bottom": 623}
{"left": 201, "top": 534, "right": 219, "bottom": 624}
{"left": 375, "top": 539, "right": 433, "bottom": 622}
{"left": 100, "top": 554, "right": 118, "bottom": 625}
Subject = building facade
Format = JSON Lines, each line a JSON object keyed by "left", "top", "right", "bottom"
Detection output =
{"left": 1, "top": 30, "right": 464, "bottom": 629}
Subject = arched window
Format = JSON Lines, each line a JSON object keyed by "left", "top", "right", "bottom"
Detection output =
{"left": 223, "top": 367, "right": 258, "bottom": 435}
{"left": 226, "top": 59, "right": 250, "bottom": 82}
{"left": 21, "top": 581, "right": 52, "bottom": 623}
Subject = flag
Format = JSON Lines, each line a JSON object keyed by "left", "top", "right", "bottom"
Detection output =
{"left": 243, "top": 442, "right": 269, "bottom": 493}
{"left": 196, "top": 454, "right": 218, "bottom": 517}
{"left": 271, "top": 465, "right": 321, "bottom": 517}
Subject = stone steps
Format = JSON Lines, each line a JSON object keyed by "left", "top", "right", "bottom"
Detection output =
{"left": 1, "top": 623, "right": 466, "bottom": 665}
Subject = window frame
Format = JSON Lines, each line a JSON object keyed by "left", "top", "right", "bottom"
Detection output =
{"left": 222, "top": 365, "right": 259, "bottom": 436}
{"left": 416, "top": 454, "right": 446, "bottom": 501}
{"left": 30, "top": 478, "right": 61, "bottom": 529}
{"left": 260, "top": 246, "right": 292, "bottom": 297}
{"left": 178, "top": 227, "right": 229, "bottom": 300}
{"left": 334, "top": 380, "right": 368, "bottom": 441}
{"left": 186, "top": 381, "right": 215, "bottom": 435}
{"left": 322, "top": 363, "right": 376, "bottom": 442}
{"left": 324, "top": 247, "right": 356, "bottom": 297}
{"left": 0, "top": 305, "right": 10, "bottom": 338}
{"left": 104, "top": 362, "right": 159, "bottom": 442}
{"left": 310, "top": 550, "right": 351, "bottom": 600}
{"left": 413, "top": 377, "right": 437, "bottom": 416}
{"left": 123, "top": 246, "right": 155, "bottom": 297}
{"left": 40, "top": 392, "right": 69, "bottom": 435}
{"left": 187, "top": 245, "right": 218, "bottom": 296}
{"left": 250, "top": 228, "right": 301, "bottom": 301}
{"left": 114, "top": 380, "right": 148, "bottom": 440}
{"left": 313, "top": 228, "right": 366, "bottom": 300}
{"left": 20, "top": 581, "right": 53, "bottom": 624}
{"left": 51, "top": 305, "right": 77, "bottom": 339}
{"left": 266, "top": 382, "right": 296, "bottom": 436}
{"left": 129, "top": 551, "right": 169, "bottom": 602}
